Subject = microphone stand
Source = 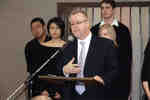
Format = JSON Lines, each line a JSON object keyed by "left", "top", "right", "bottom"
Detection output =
{"left": 7, "top": 50, "right": 60, "bottom": 100}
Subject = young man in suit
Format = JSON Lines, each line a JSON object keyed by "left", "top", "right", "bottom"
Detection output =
{"left": 59, "top": 8, "right": 119, "bottom": 100}
{"left": 91, "top": 0, "right": 132, "bottom": 99}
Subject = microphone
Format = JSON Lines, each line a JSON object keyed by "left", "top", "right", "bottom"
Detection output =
{"left": 68, "top": 35, "right": 75, "bottom": 42}
{"left": 29, "top": 35, "right": 74, "bottom": 80}
{"left": 7, "top": 36, "right": 74, "bottom": 100}
{"left": 7, "top": 35, "right": 75, "bottom": 100}
{"left": 28, "top": 35, "right": 75, "bottom": 83}
{"left": 7, "top": 48, "right": 60, "bottom": 100}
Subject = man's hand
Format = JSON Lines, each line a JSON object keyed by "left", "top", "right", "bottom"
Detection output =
{"left": 94, "top": 75, "right": 104, "bottom": 85}
{"left": 63, "top": 57, "right": 81, "bottom": 74}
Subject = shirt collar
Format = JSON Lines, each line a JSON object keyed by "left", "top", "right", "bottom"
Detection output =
{"left": 78, "top": 32, "right": 92, "bottom": 43}
{"left": 100, "top": 19, "right": 119, "bottom": 27}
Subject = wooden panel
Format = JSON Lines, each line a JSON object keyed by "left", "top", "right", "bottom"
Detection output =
{"left": 57, "top": 2, "right": 150, "bottom": 10}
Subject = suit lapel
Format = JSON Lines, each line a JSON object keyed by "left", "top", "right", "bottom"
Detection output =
{"left": 69, "top": 39, "right": 78, "bottom": 77}
{"left": 74, "top": 39, "right": 78, "bottom": 64}
{"left": 73, "top": 35, "right": 96, "bottom": 76}
{"left": 84, "top": 35, "right": 96, "bottom": 76}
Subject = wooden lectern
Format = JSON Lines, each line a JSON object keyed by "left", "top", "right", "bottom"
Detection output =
{"left": 39, "top": 74, "right": 99, "bottom": 86}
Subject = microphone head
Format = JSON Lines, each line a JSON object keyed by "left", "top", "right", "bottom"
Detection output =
{"left": 68, "top": 35, "right": 74, "bottom": 42}
{"left": 60, "top": 35, "right": 74, "bottom": 52}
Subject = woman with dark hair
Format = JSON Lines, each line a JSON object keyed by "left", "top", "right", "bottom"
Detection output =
{"left": 42, "top": 17, "right": 66, "bottom": 48}
{"left": 47, "top": 17, "right": 65, "bottom": 39}
{"left": 30, "top": 17, "right": 66, "bottom": 100}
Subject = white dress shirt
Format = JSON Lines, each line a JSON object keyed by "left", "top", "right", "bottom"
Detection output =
{"left": 77, "top": 32, "right": 92, "bottom": 66}
{"left": 63, "top": 32, "right": 92, "bottom": 77}
{"left": 100, "top": 18, "right": 119, "bottom": 27}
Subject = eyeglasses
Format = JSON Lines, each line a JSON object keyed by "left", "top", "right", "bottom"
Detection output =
{"left": 70, "top": 20, "right": 88, "bottom": 26}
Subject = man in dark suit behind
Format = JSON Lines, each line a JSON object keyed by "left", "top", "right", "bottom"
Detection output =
{"left": 59, "top": 8, "right": 119, "bottom": 100}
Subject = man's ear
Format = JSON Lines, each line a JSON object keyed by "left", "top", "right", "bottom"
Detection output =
{"left": 87, "top": 22, "right": 91, "bottom": 29}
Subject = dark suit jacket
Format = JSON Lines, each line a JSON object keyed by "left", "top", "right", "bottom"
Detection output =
{"left": 59, "top": 34, "right": 119, "bottom": 100}
{"left": 141, "top": 39, "right": 150, "bottom": 100}
{"left": 91, "top": 22, "right": 132, "bottom": 99}
{"left": 141, "top": 39, "right": 150, "bottom": 87}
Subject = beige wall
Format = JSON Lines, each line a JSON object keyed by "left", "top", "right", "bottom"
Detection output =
{"left": 0, "top": 0, "right": 57, "bottom": 99}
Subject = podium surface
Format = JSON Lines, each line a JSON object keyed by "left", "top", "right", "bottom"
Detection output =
{"left": 39, "top": 75, "right": 99, "bottom": 85}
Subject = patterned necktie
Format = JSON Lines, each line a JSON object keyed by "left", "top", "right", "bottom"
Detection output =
{"left": 75, "top": 41, "right": 86, "bottom": 95}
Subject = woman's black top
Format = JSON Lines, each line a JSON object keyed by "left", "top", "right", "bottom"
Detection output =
{"left": 25, "top": 40, "right": 63, "bottom": 97}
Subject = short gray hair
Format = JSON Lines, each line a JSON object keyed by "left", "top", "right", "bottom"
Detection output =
{"left": 68, "top": 8, "right": 88, "bottom": 20}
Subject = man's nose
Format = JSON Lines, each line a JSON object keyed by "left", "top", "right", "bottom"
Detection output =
{"left": 103, "top": 8, "right": 107, "bottom": 12}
